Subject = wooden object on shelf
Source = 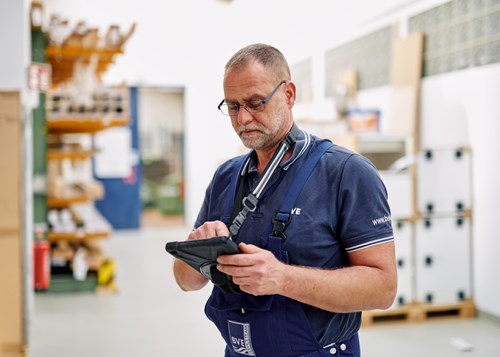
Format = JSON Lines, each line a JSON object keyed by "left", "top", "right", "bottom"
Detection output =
{"left": 47, "top": 116, "right": 128, "bottom": 134}
{"left": 47, "top": 149, "right": 94, "bottom": 161}
{"left": 82, "top": 28, "right": 99, "bottom": 49}
{"left": 48, "top": 231, "right": 110, "bottom": 243}
{"left": 47, "top": 181, "right": 104, "bottom": 208}
{"left": 63, "top": 21, "right": 86, "bottom": 48}
{"left": 47, "top": 194, "right": 92, "bottom": 209}
{"left": 117, "top": 23, "right": 136, "bottom": 48}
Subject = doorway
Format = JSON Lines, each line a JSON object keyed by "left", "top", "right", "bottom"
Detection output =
{"left": 138, "top": 87, "right": 185, "bottom": 227}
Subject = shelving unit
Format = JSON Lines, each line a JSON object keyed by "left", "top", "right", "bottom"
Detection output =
{"left": 45, "top": 116, "right": 125, "bottom": 292}
{"left": 47, "top": 194, "right": 93, "bottom": 208}
{"left": 45, "top": 20, "right": 135, "bottom": 87}
{"left": 36, "top": 16, "right": 134, "bottom": 293}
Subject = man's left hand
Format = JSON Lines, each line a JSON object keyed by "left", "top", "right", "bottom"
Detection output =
{"left": 216, "top": 243, "right": 286, "bottom": 296}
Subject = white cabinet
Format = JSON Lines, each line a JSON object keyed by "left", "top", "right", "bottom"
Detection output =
{"left": 392, "top": 220, "right": 414, "bottom": 308}
{"left": 415, "top": 216, "right": 472, "bottom": 305}
{"left": 417, "top": 148, "right": 472, "bottom": 215}
{"left": 380, "top": 171, "right": 413, "bottom": 219}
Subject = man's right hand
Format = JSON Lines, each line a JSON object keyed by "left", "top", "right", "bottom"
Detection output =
{"left": 173, "top": 220, "right": 230, "bottom": 291}
{"left": 187, "top": 220, "right": 230, "bottom": 241}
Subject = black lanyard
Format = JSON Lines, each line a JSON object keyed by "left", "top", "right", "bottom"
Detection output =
{"left": 228, "top": 123, "right": 301, "bottom": 238}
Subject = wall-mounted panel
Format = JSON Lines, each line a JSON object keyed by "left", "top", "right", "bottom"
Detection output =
{"left": 324, "top": 26, "right": 393, "bottom": 96}
{"left": 409, "top": 0, "right": 500, "bottom": 77}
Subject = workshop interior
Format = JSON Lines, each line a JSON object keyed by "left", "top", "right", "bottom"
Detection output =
{"left": 1, "top": 0, "right": 500, "bottom": 356}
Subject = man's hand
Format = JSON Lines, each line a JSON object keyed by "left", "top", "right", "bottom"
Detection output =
{"left": 173, "top": 220, "right": 230, "bottom": 291}
{"left": 188, "top": 220, "right": 230, "bottom": 241}
{"left": 216, "top": 243, "right": 287, "bottom": 296}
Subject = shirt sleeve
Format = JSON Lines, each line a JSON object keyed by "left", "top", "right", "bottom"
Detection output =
{"left": 336, "top": 154, "right": 394, "bottom": 253}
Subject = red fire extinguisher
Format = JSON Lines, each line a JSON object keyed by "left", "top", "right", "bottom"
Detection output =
{"left": 34, "top": 234, "right": 51, "bottom": 291}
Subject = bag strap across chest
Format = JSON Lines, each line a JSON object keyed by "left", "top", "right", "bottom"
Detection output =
{"left": 224, "top": 137, "right": 333, "bottom": 241}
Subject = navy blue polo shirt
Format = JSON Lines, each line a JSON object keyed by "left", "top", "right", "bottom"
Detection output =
{"left": 194, "top": 129, "right": 393, "bottom": 345}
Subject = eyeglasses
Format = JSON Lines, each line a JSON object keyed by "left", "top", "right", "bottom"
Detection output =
{"left": 218, "top": 80, "right": 286, "bottom": 116}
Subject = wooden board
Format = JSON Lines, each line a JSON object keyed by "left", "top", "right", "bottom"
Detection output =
{"left": 362, "top": 300, "right": 476, "bottom": 327}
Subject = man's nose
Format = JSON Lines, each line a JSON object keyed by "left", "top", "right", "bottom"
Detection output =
{"left": 236, "top": 106, "right": 253, "bottom": 125}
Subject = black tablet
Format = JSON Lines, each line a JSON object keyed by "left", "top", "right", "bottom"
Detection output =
{"left": 165, "top": 236, "right": 241, "bottom": 293}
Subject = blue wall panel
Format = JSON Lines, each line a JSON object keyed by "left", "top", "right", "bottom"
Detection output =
{"left": 95, "top": 87, "right": 142, "bottom": 229}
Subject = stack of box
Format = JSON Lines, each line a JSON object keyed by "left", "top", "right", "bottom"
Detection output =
{"left": 0, "top": 92, "right": 26, "bottom": 355}
{"left": 415, "top": 147, "right": 473, "bottom": 304}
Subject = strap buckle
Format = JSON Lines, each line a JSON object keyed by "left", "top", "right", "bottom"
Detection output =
{"left": 242, "top": 193, "right": 258, "bottom": 212}
{"left": 272, "top": 211, "right": 291, "bottom": 242}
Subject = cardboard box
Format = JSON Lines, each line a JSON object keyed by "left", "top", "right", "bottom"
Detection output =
{"left": 0, "top": 233, "right": 24, "bottom": 356}
{"left": 0, "top": 91, "right": 25, "bottom": 355}
{"left": 0, "top": 92, "right": 22, "bottom": 232}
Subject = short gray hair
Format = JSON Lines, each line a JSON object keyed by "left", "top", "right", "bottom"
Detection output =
{"left": 225, "top": 43, "right": 291, "bottom": 82}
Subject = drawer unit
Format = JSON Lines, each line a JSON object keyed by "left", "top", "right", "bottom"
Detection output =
{"left": 380, "top": 171, "right": 414, "bottom": 219}
{"left": 415, "top": 216, "right": 472, "bottom": 304}
{"left": 391, "top": 219, "right": 414, "bottom": 308}
{"left": 417, "top": 148, "right": 472, "bottom": 215}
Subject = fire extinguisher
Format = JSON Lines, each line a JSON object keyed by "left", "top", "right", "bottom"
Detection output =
{"left": 34, "top": 234, "right": 51, "bottom": 291}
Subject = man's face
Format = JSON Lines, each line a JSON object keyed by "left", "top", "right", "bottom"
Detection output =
{"left": 223, "top": 63, "right": 290, "bottom": 151}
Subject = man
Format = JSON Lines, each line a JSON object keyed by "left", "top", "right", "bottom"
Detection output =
{"left": 173, "top": 43, "right": 397, "bottom": 357}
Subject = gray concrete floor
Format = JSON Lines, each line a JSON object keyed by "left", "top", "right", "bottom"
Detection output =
{"left": 28, "top": 226, "right": 500, "bottom": 357}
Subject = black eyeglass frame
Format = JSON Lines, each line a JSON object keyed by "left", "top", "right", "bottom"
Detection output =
{"left": 217, "top": 80, "right": 287, "bottom": 116}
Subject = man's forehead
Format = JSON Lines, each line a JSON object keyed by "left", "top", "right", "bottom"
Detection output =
{"left": 223, "top": 77, "right": 271, "bottom": 101}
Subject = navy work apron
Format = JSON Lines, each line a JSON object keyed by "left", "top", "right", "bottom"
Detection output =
{"left": 205, "top": 141, "right": 361, "bottom": 356}
{"left": 205, "top": 235, "right": 360, "bottom": 357}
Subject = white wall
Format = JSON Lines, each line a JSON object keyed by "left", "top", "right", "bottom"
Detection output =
{"left": 40, "top": 0, "right": 500, "bottom": 318}
{"left": 0, "top": 0, "right": 30, "bottom": 91}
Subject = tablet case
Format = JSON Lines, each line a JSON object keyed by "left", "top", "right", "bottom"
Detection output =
{"left": 165, "top": 236, "right": 241, "bottom": 293}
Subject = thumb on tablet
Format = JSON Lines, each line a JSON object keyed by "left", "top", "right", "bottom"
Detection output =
{"left": 238, "top": 242, "right": 261, "bottom": 254}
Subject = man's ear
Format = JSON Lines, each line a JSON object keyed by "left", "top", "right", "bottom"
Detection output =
{"left": 284, "top": 81, "right": 296, "bottom": 108}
